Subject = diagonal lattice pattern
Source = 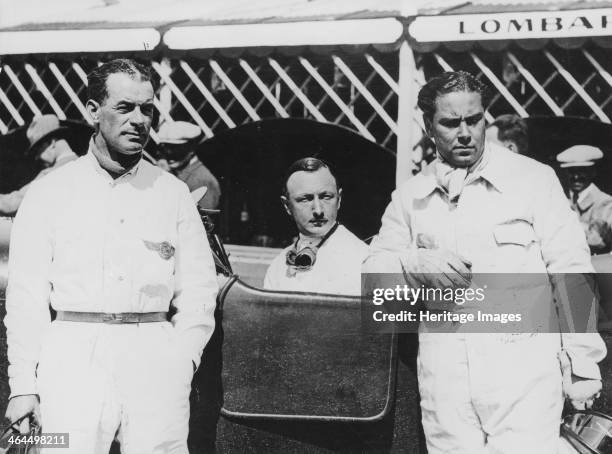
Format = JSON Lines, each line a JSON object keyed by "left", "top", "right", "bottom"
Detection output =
{"left": 0, "top": 52, "right": 400, "bottom": 152}
{"left": 422, "top": 45, "right": 612, "bottom": 123}
{"left": 1, "top": 46, "right": 610, "bottom": 163}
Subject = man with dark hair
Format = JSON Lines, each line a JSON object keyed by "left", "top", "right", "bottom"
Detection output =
{"left": 0, "top": 114, "right": 78, "bottom": 215}
{"left": 486, "top": 113, "right": 528, "bottom": 154}
{"left": 263, "top": 157, "right": 367, "bottom": 295}
{"left": 365, "top": 71, "right": 605, "bottom": 452}
{"left": 4, "top": 59, "right": 218, "bottom": 453}
{"left": 87, "top": 58, "right": 158, "bottom": 105}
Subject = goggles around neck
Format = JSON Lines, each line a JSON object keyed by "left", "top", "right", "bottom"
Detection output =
{"left": 285, "top": 222, "right": 339, "bottom": 271}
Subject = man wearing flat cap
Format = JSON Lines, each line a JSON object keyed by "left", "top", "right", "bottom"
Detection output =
{"left": 557, "top": 144, "right": 612, "bottom": 254}
{"left": 0, "top": 114, "right": 78, "bottom": 216}
{"left": 157, "top": 121, "right": 221, "bottom": 210}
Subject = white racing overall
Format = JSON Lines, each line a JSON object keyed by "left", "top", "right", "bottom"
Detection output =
{"left": 5, "top": 143, "right": 218, "bottom": 453}
{"left": 366, "top": 143, "right": 606, "bottom": 453}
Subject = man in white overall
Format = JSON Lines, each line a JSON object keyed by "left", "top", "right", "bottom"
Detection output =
{"left": 263, "top": 157, "right": 367, "bottom": 296}
{"left": 4, "top": 59, "right": 218, "bottom": 453}
{"left": 365, "top": 71, "right": 606, "bottom": 453}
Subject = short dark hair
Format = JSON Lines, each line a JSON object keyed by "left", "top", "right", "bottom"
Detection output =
{"left": 489, "top": 114, "right": 528, "bottom": 154}
{"left": 282, "top": 157, "right": 340, "bottom": 196}
{"left": 87, "top": 59, "right": 159, "bottom": 104}
{"left": 418, "top": 71, "right": 490, "bottom": 123}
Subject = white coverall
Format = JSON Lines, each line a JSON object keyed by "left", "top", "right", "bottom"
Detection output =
{"left": 5, "top": 143, "right": 218, "bottom": 453}
{"left": 264, "top": 225, "right": 368, "bottom": 295}
{"left": 365, "top": 143, "right": 606, "bottom": 453}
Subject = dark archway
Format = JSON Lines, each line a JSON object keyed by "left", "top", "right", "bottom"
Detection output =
{"left": 195, "top": 119, "right": 396, "bottom": 247}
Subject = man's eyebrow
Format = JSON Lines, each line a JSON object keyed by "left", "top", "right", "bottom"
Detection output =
{"left": 465, "top": 112, "right": 484, "bottom": 121}
{"left": 438, "top": 112, "right": 484, "bottom": 123}
{"left": 116, "top": 99, "right": 154, "bottom": 106}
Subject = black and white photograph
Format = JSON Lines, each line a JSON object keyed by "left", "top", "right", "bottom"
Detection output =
{"left": 0, "top": 0, "right": 611, "bottom": 452}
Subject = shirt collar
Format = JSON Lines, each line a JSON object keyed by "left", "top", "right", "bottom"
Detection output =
{"left": 574, "top": 183, "right": 597, "bottom": 210}
{"left": 477, "top": 142, "right": 511, "bottom": 193}
{"left": 86, "top": 137, "right": 142, "bottom": 181}
{"left": 411, "top": 143, "right": 507, "bottom": 200}
{"left": 574, "top": 183, "right": 595, "bottom": 205}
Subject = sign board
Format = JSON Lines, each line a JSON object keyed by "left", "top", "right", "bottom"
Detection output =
{"left": 409, "top": 8, "right": 612, "bottom": 42}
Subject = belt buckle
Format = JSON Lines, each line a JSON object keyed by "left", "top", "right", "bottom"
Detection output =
{"left": 103, "top": 313, "right": 125, "bottom": 324}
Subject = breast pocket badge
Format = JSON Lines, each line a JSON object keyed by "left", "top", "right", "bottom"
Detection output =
{"left": 144, "top": 240, "right": 176, "bottom": 260}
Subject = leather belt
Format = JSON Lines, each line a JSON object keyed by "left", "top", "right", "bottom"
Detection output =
{"left": 56, "top": 311, "right": 168, "bottom": 324}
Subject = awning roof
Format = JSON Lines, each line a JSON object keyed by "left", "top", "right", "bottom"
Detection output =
{"left": 409, "top": 1, "right": 612, "bottom": 51}
{"left": 0, "top": 0, "right": 609, "bottom": 55}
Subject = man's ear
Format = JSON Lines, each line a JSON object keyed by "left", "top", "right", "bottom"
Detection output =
{"left": 505, "top": 141, "right": 518, "bottom": 153}
{"left": 86, "top": 100, "right": 100, "bottom": 124}
{"left": 281, "top": 195, "right": 291, "bottom": 216}
{"left": 337, "top": 188, "right": 342, "bottom": 211}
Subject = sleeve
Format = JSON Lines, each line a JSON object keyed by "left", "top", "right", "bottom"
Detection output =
{"left": 197, "top": 170, "right": 221, "bottom": 211}
{"left": 4, "top": 181, "right": 53, "bottom": 397}
{"left": 532, "top": 167, "right": 606, "bottom": 379}
{"left": 587, "top": 198, "right": 612, "bottom": 252}
{"left": 263, "top": 253, "right": 283, "bottom": 290}
{"left": 263, "top": 266, "right": 274, "bottom": 290}
{"left": 0, "top": 184, "right": 29, "bottom": 216}
{"left": 364, "top": 188, "right": 416, "bottom": 274}
{"left": 533, "top": 166, "right": 592, "bottom": 273}
{"left": 562, "top": 333, "right": 606, "bottom": 379}
{"left": 171, "top": 184, "right": 219, "bottom": 369}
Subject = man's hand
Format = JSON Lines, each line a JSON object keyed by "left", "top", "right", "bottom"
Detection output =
{"left": 413, "top": 248, "right": 472, "bottom": 287}
{"left": 4, "top": 395, "right": 40, "bottom": 434}
{"left": 559, "top": 350, "right": 602, "bottom": 410}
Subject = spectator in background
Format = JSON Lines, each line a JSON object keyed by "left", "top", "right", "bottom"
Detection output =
{"left": 157, "top": 121, "right": 221, "bottom": 210}
{"left": 485, "top": 113, "right": 528, "bottom": 154}
{"left": 0, "top": 114, "right": 78, "bottom": 215}
{"left": 557, "top": 144, "right": 612, "bottom": 255}
{"left": 264, "top": 157, "right": 367, "bottom": 295}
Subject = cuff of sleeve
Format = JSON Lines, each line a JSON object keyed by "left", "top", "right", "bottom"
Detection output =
{"left": 568, "top": 353, "right": 602, "bottom": 380}
{"left": 176, "top": 325, "right": 211, "bottom": 371}
{"left": 9, "top": 373, "right": 38, "bottom": 399}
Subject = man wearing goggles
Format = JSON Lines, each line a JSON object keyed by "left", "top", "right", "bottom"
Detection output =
{"left": 263, "top": 157, "right": 367, "bottom": 295}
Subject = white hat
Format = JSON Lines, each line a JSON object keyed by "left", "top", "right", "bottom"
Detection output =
{"left": 157, "top": 121, "right": 201, "bottom": 145}
{"left": 26, "top": 114, "right": 68, "bottom": 154}
{"left": 556, "top": 145, "right": 603, "bottom": 168}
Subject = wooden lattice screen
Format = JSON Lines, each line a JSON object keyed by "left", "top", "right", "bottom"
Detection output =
{"left": 423, "top": 44, "right": 612, "bottom": 124}
{"left": 0, "top": 44, "right": 610, "bottom": 158}
{"left": 0, "top": 51, "right": 401, "bottom": 150}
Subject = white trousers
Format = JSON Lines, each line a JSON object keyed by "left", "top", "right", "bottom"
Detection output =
{"left": 36, "top": 321, "right": 193, "bottom": 454}
{"left": 418, "top": 333, "right": 564, "bottom": 454}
